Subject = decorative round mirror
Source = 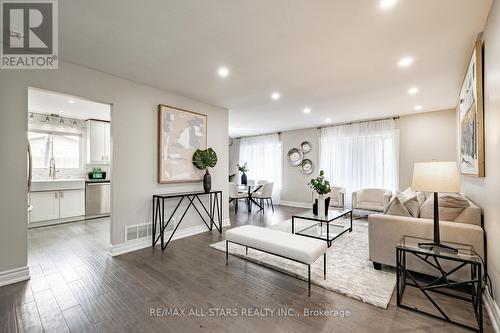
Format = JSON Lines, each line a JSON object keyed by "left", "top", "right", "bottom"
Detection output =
{"left": 300, "top": 141, "right": 312, "bottom": 154}
{"left": 300, "top": 159, "right": 313, "bottom": 174}
{"left": 287, "top": 148, "right": 303, "bottom": 166}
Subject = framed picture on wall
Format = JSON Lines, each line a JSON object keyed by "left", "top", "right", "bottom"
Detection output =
{"left": 459, "top": 40, "right": 485, "bottom": 177}
{"left": 158, "top": 104, "right": 207, "bottom": 183}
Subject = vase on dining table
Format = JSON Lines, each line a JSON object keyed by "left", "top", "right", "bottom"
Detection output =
{"left": 241, "top": 172, "right": 247, "bottom": 185}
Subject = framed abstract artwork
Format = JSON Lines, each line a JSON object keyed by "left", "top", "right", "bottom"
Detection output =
{"left": 158, "top": 104, "right": 207, "bottom": 183}
{"left": 459, "top": 40, "right": 484, "bottom": 177}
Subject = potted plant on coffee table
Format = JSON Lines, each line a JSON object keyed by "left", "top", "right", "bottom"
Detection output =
{"left": 192, "top": 148, "right": 218, "bottom": 193}
{"left": 308, "top": 170, "right": 331, "bottom": 217}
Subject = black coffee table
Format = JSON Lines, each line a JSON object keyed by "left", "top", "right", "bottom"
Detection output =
{"left": 291, "top": 209, "right": 353, "bottom": 247}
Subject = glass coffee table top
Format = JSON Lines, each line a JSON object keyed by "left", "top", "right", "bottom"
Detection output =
{"left": 293, "top": 208, "right": 352, "bottom": 222}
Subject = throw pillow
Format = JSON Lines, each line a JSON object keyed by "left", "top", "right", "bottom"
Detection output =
{"left": 393, "top": 189, "right": 420, "bottom": 217}
{"left": 384, "top": 197, "right": 412, "bottom": 217}
{"left": 420, "top": 194, "right": 470, "bottom": 221}
{"left": 401, "top": 187, "right": 426, "bottom": 207}
{"left": 403, "top": 196, "right": 420, "bottom": 218}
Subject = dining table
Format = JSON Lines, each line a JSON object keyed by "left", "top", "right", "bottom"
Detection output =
{"left": 237, "top": 184, "right": 263, "bottom": 212}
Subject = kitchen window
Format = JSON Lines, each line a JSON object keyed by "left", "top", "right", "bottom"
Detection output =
{"left": 28, "top": 131, "right": 82, "bottom": 169}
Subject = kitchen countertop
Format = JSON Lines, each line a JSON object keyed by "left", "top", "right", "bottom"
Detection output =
{"left": 86, "top": 179, "right": 110, "bottom": 183}
{"left": 31, "top": 179, "right": 86, "bottom": 191}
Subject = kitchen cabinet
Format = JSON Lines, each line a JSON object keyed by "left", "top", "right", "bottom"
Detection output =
{"left": 87, "top": 120, "right": 111, "bottom": 164}
{"left": 59, "top": 189, "right": 85, "bottom": 218}
{"left": 29, "top": 189, "right": 85, "bottom": 223}
{"left": 29, "top": 191, "right": 60, "bottom": 222}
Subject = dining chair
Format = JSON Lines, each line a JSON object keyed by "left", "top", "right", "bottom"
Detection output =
{"left": 257, "top": 180, "right": 268, "bottom": 185}
{"left": 228, "top": 182, "right": 248, "bottom": 212}
{"left": 252, "top": 182, "right": 274, "bottom": 212}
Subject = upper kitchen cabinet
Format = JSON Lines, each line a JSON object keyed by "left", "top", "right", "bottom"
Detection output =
{"left": 87, "top": 120, "right": 111, "bottom": 164}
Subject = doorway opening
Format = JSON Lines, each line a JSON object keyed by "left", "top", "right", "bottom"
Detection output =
{"left": 27, "top": 87, "right": 113, "bottom": 272}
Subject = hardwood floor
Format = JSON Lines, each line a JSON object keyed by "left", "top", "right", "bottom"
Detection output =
{"left": 0, "top": 206, "right": 493, "bottom": 332}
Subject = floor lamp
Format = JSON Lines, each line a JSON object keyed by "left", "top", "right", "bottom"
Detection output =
{"left": 412, "top": 162, "right": 460, "bottom": 252}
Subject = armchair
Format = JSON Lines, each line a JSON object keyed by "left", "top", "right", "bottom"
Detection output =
{"left": 352, "top": 188, "right": 392, "bottom": 213}
{"left": 330, "top": 186, "right": 346, "bottom": 209}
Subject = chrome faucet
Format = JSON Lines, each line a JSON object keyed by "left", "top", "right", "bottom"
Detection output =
{"left": 48, "top": 157, "right": 57, "bottom": 179}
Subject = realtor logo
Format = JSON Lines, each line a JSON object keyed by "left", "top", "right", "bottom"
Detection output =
{"left": 1, "top": 0, "right": 58, "bottom": 69}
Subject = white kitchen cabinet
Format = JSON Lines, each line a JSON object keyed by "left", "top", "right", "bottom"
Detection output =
{"left": 87, "top": 120, "right": 111, "bottom": 164}
{"left": 29, "top": 191, "right": 60, "bottom": 222}
{"left": 103, "top": 122, "right": 111, "bottom": 162}
{"left": 29, "top": 188, "right": 85, "bottom": 224}
{"left": 59, "top": 189, "right": 85, "bottom": 218}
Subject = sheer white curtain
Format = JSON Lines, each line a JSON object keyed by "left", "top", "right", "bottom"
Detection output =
{"left": 239, "top": 134, "right": 283, "bottom": 201}
{"left": 319, "top": 119, "right": 399, "bottom": 205}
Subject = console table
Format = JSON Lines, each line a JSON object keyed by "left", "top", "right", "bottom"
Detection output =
{"left": 152, "top": 190, "right": 222, "bottom": 251}
{"left": 396, "top": 236, "right": 483, "bottom": 332}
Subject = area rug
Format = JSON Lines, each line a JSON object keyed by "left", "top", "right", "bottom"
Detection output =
{"left": 209, "top": 219, "right": 396, "bottom": 309}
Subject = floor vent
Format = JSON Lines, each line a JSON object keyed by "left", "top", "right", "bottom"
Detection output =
{"left": 125, "top": 220, "right": 175, "bottom": 242}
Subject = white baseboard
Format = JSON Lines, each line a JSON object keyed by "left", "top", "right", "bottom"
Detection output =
{"left": 0, "top": 266, "right": 30, "bottom": 287}
{"left": 484, "top": 287, "right": 500, "bottom": 333}
{"left": 277, "top": 200, "right": 310, "bottom": 208}
{"left": 109, "top": 218, "right": 231, "bottom": 257}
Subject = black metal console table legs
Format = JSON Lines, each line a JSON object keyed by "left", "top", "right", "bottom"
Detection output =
{"left": 152, "top": 191, "right": 223, "bottom": 251}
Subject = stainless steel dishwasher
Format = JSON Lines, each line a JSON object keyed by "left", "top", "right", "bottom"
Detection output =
{"left": 85, "top": 180, "right": 110, "bottom": 218}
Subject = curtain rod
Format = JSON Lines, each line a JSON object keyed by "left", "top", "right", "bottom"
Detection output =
{"left": 232, "top": 115, "right": 400, "bottom": 139}
{"left": 234, "top": 131, "right": 282, "bottom": 140}
{"left": 315, "top": 116, "right": 400, "bottom": 130}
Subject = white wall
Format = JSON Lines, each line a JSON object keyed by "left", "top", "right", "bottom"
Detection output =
{"left": 398, "top": 109, "right": 457, "bottom": 189}
{"left": 0, "top": 60, "right": 228, "bottom": 276}
{"left": 461, "top": 0, "right": 500, "bottom": 306}
{"left": 280, "top": 128, "right": 320, "bottom": 204}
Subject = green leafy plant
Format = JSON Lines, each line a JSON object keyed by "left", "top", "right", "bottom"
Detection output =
{"left": 308, "top": 170, "right": 331, "bottom": 195}
{"left": 237, "top": 162, "right": 249, "bottom": 173}
{"left": 192, "top": 148, "right": 218, "bottom": 171}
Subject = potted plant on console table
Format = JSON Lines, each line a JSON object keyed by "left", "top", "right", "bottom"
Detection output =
{"left": 308, "top": 170, "right": 331, "bottom": 217}
{"left": 192, "top": 148, "right": 218, "bottom": 193}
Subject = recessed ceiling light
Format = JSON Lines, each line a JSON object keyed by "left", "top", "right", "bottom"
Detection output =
{"left": 380, "top": 0, "right": 398, "bottom": 10}
{"left": 414, "top": 105, "right": 423, "bottom": 111}
{"left": 325, "top": 118, "right": 331, "bottom": 123}
{"left": 408, "top": 87, "right": 419, "bottom": 95}
{"left": 271, "top": 92, "right": 281, "bottom": 100}
{"left": 303, "top": 107, "right": 311, "bottom": 114}
{"left": 217, "top": 66, "right": 230, "bottom": 78}
{"left": 398, "top": 56, "right": 414, "bottom": 68}
{"left": 68, "top": 100, "right": 75, "bottom": 104}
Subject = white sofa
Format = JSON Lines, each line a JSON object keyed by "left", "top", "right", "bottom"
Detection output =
{"left": 368, "top": 195, "right": 483, "bottom": 280}
{"left": 352, "top": 188, "right": 392, "bottom": 212}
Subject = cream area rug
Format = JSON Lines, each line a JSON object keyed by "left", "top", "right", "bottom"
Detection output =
{"left": 210, "top": 219, "right": 396, "bottom": 309}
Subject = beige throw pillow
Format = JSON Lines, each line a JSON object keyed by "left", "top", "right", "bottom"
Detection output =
{"left": 394, "top": 189, "right": 420, "bottom": 217}
{"left": 384, "top": 197, "right": 412, "bottom": 217}
{"left": 420, "top": 194, "right": 470, "bottom": 221}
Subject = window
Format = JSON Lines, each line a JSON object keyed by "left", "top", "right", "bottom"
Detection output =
{"left": 239, "top": 134, "right": 283, "bottom": 201}
{"left": 319, "top": 119, "right": 399, "bottom": 205}
{"left": 28, "top": 131, "right": 81, "bottom": 169}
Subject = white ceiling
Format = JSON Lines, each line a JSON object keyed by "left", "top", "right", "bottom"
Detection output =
{"left": 58, "top": 0, "right": 492, "bottom": 137}
{"left": 28, "top": 88, "right": 111, "bottom": 121}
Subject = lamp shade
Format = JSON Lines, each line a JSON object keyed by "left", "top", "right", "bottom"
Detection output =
{"left": 412, "top": 162, "right": 460, "bottom": 193}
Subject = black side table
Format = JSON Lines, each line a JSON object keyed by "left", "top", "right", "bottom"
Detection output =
{"left": 396, "top": 236, "right": 483, "bottom": 332}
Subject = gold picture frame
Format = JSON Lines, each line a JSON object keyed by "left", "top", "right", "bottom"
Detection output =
{"left": 459, "top": 40, "right": 484, "bottom": 177}
{"left": 158, "top": 104, "right": 207, "bottom": 183}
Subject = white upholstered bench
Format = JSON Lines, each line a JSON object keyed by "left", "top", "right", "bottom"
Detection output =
{"left": 224, "top": 225, "right": 327, "bottom": 296}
